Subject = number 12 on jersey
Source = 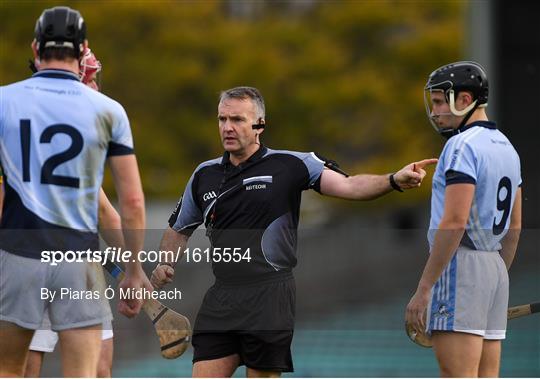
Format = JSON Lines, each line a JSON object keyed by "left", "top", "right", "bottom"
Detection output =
{"left": 20, "top": 119, "right": 83, "bottom": 188}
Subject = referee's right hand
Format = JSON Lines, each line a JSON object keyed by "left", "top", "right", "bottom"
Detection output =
{"left": 151, "top": 264, "right": 175, "bottom": 289}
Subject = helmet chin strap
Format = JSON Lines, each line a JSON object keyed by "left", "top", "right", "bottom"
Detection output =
{"left": 448, "top": 90, "right": 477, "bottom": 116}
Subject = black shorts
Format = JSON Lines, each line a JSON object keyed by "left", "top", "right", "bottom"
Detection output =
{"left": 192, "top": 273, "right": 295, "bottom": 372}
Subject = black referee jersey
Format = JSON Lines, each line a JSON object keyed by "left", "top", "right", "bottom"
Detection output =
{"left": 168, "top": 145, "right": 325, "bottom": 284}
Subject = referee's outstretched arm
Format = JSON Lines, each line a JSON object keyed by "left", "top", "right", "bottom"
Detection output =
{"left": 320, "top": 158, "right": 437, "bottom": 200}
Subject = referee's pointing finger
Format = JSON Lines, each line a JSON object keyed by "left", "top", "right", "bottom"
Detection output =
{"left": 415, "top": 158, "right": 438, "bottom": 170}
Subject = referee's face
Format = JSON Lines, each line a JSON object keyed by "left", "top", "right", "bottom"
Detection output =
{"left": 218, "top": 98, "right": 260, "bottom": 158}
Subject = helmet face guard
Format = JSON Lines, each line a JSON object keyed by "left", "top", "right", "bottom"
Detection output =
{"left": 424, "top": 61, "right": 489, "bottom": 137}
{"left": 424, "top": 83, "right": 482, "bottom": 134}
{"left": 424, "top": 82, "right": 453, "bottom": 134}
{"left": 34, "top": 6, "right": 86, "bottom": 59}
{"left": 79, "top": 48, "right": 101, "bottom": 89}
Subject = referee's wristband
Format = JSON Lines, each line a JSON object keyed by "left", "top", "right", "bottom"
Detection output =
{"left": 389, "top": 173, "right": 403, "bottom": 192}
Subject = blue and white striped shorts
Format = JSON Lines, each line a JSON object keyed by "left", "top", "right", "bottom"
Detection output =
{"left": 426, "top": 247, "right": 508, "bottom": 340}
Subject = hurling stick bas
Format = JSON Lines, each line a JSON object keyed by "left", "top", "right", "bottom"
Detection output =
{"left": 507, "top": 302, "right": 540, "bottom": 320}
{"left": 406, "top": 301, "right": 540, "bottom": 348}
{"left": 103, "top": 260, "right": 192, "bottom": 359}
{"left": 142, "top": 298, "right": 192, "bottom": 359}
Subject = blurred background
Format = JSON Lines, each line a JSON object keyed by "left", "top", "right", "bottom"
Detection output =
{"left": 1, "top": 0, "right": 538, "bottom": 377}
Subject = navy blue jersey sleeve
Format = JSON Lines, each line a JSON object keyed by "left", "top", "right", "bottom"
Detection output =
{"left": 445, "top": 169, "right": 476, "bottom": 186}
{"left": 107, "top": 101, "right": 134, "bottom": 156}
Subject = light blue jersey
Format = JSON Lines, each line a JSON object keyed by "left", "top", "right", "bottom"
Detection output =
{"left": 428, "top": 121, "right": 521, "bottom": 252}
{"left": 0, "top": 69, "right": 134, "bottom": 258}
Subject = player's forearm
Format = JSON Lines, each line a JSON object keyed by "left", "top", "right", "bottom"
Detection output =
{"left": 119, "top": 194, "right": 145, "bottom": 273}
{"left": 109, "top": 154, "right": 145, "bottom": 252}
{"left": 500, "top": 187, "right": 522, "bottom": 270}
{"left": 417, "top": 221, "right": 465, "bottom": 292}
{"left": 108, "top": 155, "right": 146, "bottom": 264}
{"left": 98, "top": 191, "right": 125, "bottom": 247}
{"left": 118, "top": 188, "right": 145, "bottom": 228}
{"left": 98, "top": 220, "right": 124, "bottom": 248}
{"left": 499, "top": 228, "right": 521, "bottom": 270}
{"left": 159, "top": 227, "right": 189, "bottom": 266}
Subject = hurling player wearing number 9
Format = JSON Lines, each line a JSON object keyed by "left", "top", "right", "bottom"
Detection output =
{"left": 0, "top": 6, "right": 151, "bottom": 377}
{"left": 406, "top": 61, "right": 522, "bottom": 377}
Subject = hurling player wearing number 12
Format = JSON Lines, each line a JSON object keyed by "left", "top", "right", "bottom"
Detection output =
{"left": 0, "top": 6, "right": 150, "bottom": 377}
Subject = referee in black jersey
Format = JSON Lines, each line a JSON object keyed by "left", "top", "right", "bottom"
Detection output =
{"left": 152, "top": 86, "right": 437, "bottom": 377}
